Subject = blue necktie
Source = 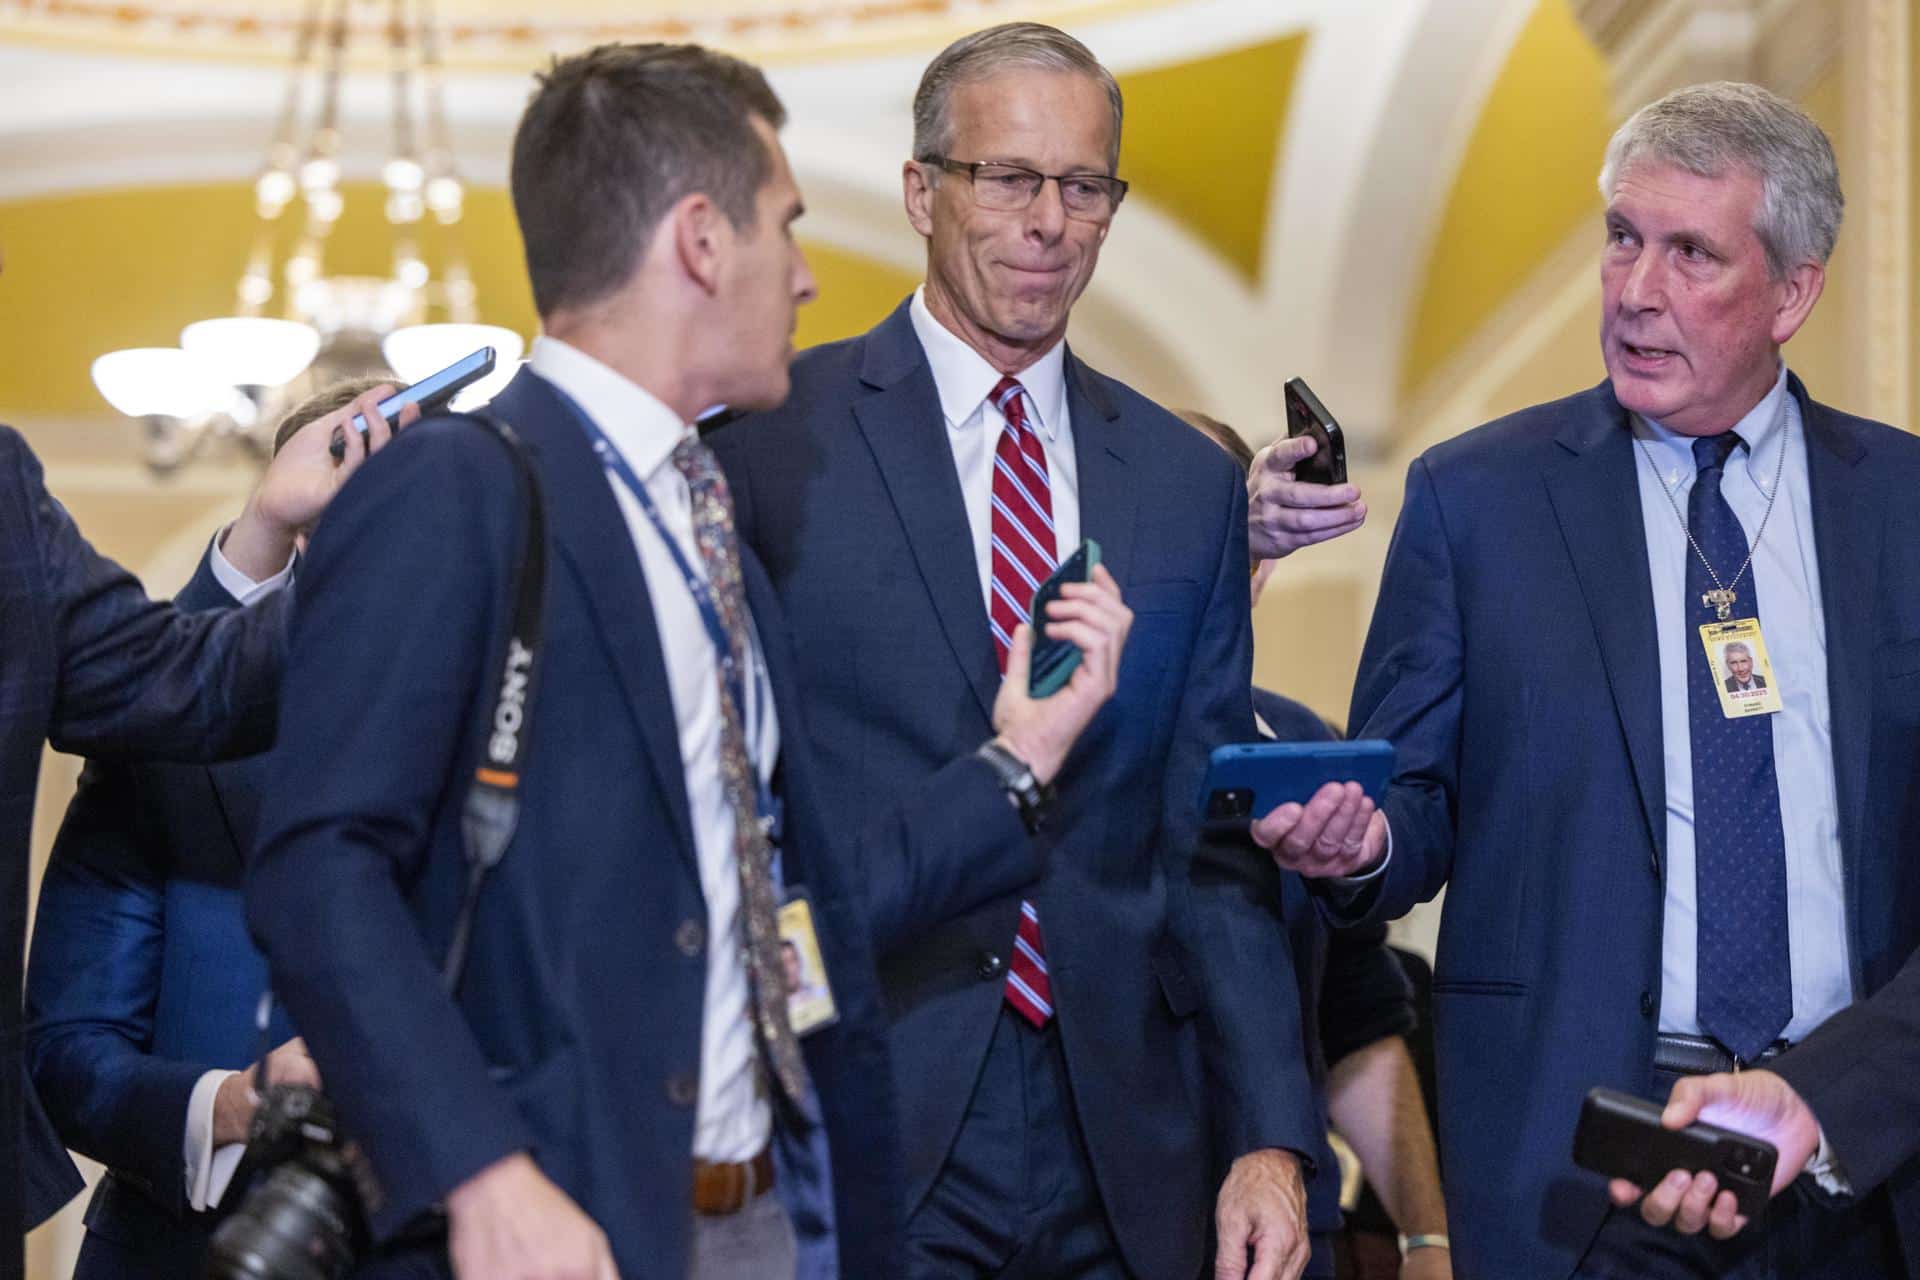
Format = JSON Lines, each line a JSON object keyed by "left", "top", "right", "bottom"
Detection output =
{"left": 1686, "top": 431, "right": 1792, "bottom": 1062}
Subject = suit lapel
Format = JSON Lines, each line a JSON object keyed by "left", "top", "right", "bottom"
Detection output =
{"left": 489, "top": 370, "right": 699, "bottom": 872}
{"left": 1066, "top": 354, "right": 1135, "bottom": 586}
{"left": 851, "top": 304, "right": 1001, "bottom": 722}
{"left": 1542, "top": 385, "right": 1667, "bottom": 873}
{"left": 1799, "top": 377, "right": 1875, "bottom": 945}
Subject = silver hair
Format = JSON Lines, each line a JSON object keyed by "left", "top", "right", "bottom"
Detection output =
{"left": 912, "top": 22, "right": 1124, "bottom": 173}
{"left": 1597, "top": 81, "right": 1843, "bottom": 276}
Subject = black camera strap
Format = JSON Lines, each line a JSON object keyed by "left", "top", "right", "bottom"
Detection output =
{"left": 444, "top": 409, "right": 548, "bottom": 994}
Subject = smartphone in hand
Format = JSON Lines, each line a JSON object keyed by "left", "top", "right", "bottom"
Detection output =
{"left": 1027, "top": 539, "right": 1102, "bottom": 697}
{"left": 1573, "top": 1087, "right": 1777, "bottom": 1221}
{"left": 328, "top": 347, "right": 497, "bottom": 461}
{"left": 1284, "top": 377, "right": 1348, "bottom": 486}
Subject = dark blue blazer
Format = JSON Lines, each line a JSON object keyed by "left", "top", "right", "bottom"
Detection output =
{"left": 1253, "top": 688, "right": 1414, "bottom": 1258}
{"left": 1345, "top": 376, "right": 1920, "bottom": 1277}
{"left": 0, "top": 425, "right": 284, "bottom": 1274}
{"left": 26, "top": 551, "right": 295, "bottom": 1278}
{"left": 245, "top": 369, "right": 1036, "bottom": 1280}
{"left": 711, "top": 300, "right": 1319, "bottom": 1278}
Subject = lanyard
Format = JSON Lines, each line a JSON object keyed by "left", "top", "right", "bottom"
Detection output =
{"left": 549, "top": 385, "right": 779, "bottom": 834}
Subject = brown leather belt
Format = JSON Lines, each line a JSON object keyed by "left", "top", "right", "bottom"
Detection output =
{"left": 691, "top": 1147, "right": 775, "bottom": 1216}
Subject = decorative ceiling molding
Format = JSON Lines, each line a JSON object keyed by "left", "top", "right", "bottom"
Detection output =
{"left": 1573, "top": 0, "right": 1842, "bottom": 114}
{"left": 1843, "top": 0, "right": 1910, "bottom": 425}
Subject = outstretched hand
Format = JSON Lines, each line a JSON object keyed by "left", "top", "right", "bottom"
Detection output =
{"left": 1247, "top": 435, "right": 1366, "bottom": 560}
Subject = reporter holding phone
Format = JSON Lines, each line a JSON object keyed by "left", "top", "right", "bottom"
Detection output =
{"left": 24, "top": 379, "right": 414, "bottom": 1279}
{"left": 1182, "top": 409, "right": 1452, "bottom": 1280}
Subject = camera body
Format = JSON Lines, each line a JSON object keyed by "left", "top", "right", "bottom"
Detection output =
{"left": 206, "top": 1083, "right": 379, "bottom": 1280}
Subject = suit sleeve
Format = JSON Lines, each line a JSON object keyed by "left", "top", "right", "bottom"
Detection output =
{"left": 1769, "top": 954, "right": 1920, "bottom": 1198}
{"left": 848, "top": 756, "right": 1036, "bottom": 956}
{"left": 25, "top": 761, "right": 210, "bottom": 1215}
{"left": 10, "top": 434, "right": 283, "bottom": 762}
{"left": 246, "top": 428, "right": 535, "bottom": 1230}
{"left": 1338, "top": 455, "right": 1466, "bottom": 925}
{"left": 1168, "top": 466, "right": 1320, "bottom": 1167}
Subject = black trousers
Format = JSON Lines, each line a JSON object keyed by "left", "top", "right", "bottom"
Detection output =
{"left": 904, "top": 1004, "right": 1132, "bottom": 1279}
{"left": 1574, "top": 1070, "right": 1906, "bottom": 1280}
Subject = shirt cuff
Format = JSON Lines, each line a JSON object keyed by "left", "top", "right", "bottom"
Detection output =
{"left": 209, "top": 525, "right": 296, "bottom": 605}
{"left": 1334, "top": 815, "right": 1393, "bottom": 885}
{"left": 1805, "top": 1127, "right": 1853, "bottom": 1198}
{"left": 184, "top": 1069, "right": 249, "bottom": 1212}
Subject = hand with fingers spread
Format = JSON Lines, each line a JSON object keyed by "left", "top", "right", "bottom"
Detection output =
{"left": 1247, "top": 436, "right": 1367, "bottom": 560}
{"left": 1252, "top": 780, "right": 1388, "bottom": 879}
{"left": 221, "top": 383, "right": 423, "bottom": 581}
{"left": 1606, "top": 1069, "right": 1820, "bottom": 1240}
{"left": 1214, "top": 1148, "right": 1311, "bottom": 1280}
{"left": 447, "top": 1152, "right": 620, "bottom": 1280}
{"left": 990, "top": 561, "right": 1133, "bottom": 783}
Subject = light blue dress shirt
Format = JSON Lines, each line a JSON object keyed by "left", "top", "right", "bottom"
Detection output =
{"left": 1633, "top": 364, "right": 1852, "bottom": 1042}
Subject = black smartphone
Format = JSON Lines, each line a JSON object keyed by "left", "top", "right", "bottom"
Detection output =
{"left": 1284, "top": 377, "right": 1347, "bottom": 486}
{"left": 1027, "top": 539, "right": 1101, "bottom": 697}
{"left": 1572, "top": 1087, "right": 1777, "bottom": 1222}
{"left": 327, "top": 346, "right": 497, "bottom": 461}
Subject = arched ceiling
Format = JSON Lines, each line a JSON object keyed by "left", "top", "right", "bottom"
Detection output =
{"left": 0, "top": 0, "right": 1621, "bottom": 463}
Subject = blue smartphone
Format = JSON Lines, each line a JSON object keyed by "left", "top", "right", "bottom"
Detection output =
{"left": 1027, "top": 538, "right": 1101, "bottom": 697}
{"left": 327, "top": 346, "right": 497, "bottom": 460}
{"left": 1199, "top": 739, "right": 1394, "bottom": 828}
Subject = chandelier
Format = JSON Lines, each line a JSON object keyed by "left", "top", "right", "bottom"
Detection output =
{"left": 91, "top": 0, "right": 521, "bottom": 472}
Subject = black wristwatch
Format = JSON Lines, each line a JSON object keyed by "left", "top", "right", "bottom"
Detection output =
{"left": 975, "top": 740, "right": 1054, "bottom": 834}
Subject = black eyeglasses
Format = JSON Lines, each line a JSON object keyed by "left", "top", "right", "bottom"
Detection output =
{"left": 925, "top": 157, "right": 1128, "bottom": 221}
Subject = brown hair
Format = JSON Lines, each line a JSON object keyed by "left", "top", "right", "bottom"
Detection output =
{"left": 1176, "top": 408, "right": 1254, "bottom": 474}
{"left": 510, "top": 42, "right": 788, "bottom": 317}
{"left": 272, "top": 376, "right": 391, "bottom": 455}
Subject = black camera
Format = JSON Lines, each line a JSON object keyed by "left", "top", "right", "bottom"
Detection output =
{"left": 206, "top": 1083, "right": 379, "bottom": 1280}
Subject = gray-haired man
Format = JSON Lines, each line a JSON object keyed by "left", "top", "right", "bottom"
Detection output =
{"left": 1267, "top": 81, "right": 1920, "bottom": 1278}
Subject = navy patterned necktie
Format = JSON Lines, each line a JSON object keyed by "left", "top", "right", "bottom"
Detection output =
{"left": 1685, "top": 431, "right": 1792, "bottom": 1062}
{"left": 670, "top": 435, "right": 810, "bottom": 1105}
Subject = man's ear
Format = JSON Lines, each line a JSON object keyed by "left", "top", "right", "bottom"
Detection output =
{"left": 670, "top": 192, "right": 728, "bottom": 296}
{"left": 1769, "top": 260, "right": 1824, "bottom": 346}
{"left": 902, "top": 160, "right": 936, "bottom": 239}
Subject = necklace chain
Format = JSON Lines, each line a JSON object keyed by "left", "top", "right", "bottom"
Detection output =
{"left": 1634, "top": 411, "right": 1789, "bottom": 605}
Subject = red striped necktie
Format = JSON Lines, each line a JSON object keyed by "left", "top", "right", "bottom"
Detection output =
{"left": 987, "top": 375, "right": 1055, "bottom": 1028}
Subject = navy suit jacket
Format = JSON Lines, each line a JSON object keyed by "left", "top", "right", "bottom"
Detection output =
{"left": 1252, "top": 688, "right": 1414, "bottom": 1254}
{"left": 26, "top": 551, "right": 295, "bottom": 1278}
{"left": 1345, "top": 376, "right": 1920, "bottom": 1277}
{"left": 711, "top": 300, "right": 1318, "bottom": 1277}
{"left": 0, "top": 426, "right": 284, "bottom": 1274}
{"left": 245, "top": 369, "right": 1037, "bottom": 1280}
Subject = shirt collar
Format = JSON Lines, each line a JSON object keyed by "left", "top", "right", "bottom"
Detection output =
{"left": 529, "top": 334, "right": 692, "bottom": 479}
{"left": 908, "top": 285, "right": 1067, "bottom": 440}
{"left": 1634, "top": 362, "right": 1791, "bottom": 473}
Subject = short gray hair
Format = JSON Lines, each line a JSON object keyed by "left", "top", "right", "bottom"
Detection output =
{"left": 1597, "top": 81, "right": 1842, "bottom": 277}
{"left": 912, "top": 22, "right": 1124, "bottom": 173}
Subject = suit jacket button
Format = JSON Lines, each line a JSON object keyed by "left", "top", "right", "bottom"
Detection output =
{"left": 1639, "top": 990, "right": 1655, "bottom": 1019}
{"left": 977, "top": 952, "right": 1006, "bottom": 981}
{"left": 667, "top": 1073, "right": 698, "bottom": 1107}
{"left": 675, "top": 919, "right": 705, "bottom": 957}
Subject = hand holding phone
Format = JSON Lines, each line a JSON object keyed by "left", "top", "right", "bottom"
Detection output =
{"left": 1201, "top": 740, "right": 1393, "bottom": 831}
{"left": 1027, "top": 539, "right": 1102, "bottom": 697}
{"left": 1574, "top": 1087, "right": 1778, "bottom": 1223}
{"left": 328, "top": 347, "right": 497, "bottom": 461}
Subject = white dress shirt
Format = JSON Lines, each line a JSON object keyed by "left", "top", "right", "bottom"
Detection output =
{"left": 908, "top": 287, "right": 1080, "bottom": 594}
{"left": 1633, "top": 364, "right": 1852, "bottom": 1044}
{"left": 530, "top": 335, "right": 777, "bottom": 1163}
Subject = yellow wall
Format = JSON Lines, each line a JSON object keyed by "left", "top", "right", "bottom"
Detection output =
{"left": 0, "top": 181, "right": 917, "bottom": 420}
{"left": 1399, "top": 0, "right": 1612, "bottom": 398}
{"left": 1116, "top": 34, "right": 1305, "bottom": 283}
{"left": 1783, "top": 65, "right": 1851, "bottom": 408}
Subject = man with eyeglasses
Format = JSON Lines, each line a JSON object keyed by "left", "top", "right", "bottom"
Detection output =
{"left": 710, "top": 21, "right": 1320, "bottom": 1280}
